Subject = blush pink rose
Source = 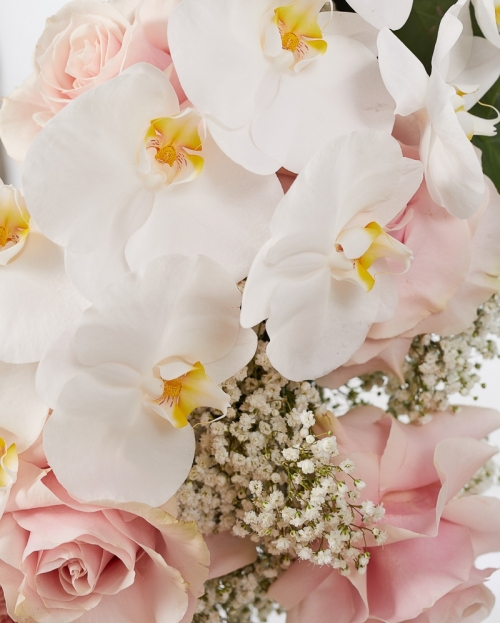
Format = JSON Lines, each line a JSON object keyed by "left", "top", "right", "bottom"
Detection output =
{"left": 319, "top": 151, "right": 500, "bottom": 389}
{"left": 0, "top": 0, "right": 172, "bottom": 163}
{"left": 269, "top": 405, "right": 500, "bottom": 623}
{"left": 0, "top": 459, "right": 210, "bottom": 623}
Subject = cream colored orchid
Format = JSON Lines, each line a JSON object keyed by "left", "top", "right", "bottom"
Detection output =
{"left": 168, "top": 0, "right": 394, "bottom": 174}
{"left": 23, "top": 63, "right": 283, "bottom": 301}
{"left": 378, "top": 0, "right": 500, "bottom": 219}
{"left": 240, "top": 130, "right": 423, "bottom": 381}
{"left": 39, "top": 254, "right": 257, "bottom": 506}
{"left": 0, "top": 181, "right": 86, "bottom": 364}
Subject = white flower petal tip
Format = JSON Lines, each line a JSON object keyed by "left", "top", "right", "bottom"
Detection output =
{"left": 241, "top": 130, "right": 423, "bottom": 382}
{"left": 42, "top": 254, "right": 256, "bottom": 506}
{"left": 347, "top": 0, "right": 413, "bottom": 30}
{"left": 168, "top": 0, "right": 395, "bottom": 174}
{"left": 378, "top": 8, "right": 500, "bottom": 220}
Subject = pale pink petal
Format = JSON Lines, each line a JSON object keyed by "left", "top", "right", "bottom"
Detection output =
{"left": 205, "top": 532, "right": 257, "bottom": 579}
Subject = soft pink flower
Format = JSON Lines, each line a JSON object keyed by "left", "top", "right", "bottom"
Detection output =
{"left": 319, "top": 147, "right": 500, "bottom": 388}
{"left": 0, "top": 0, "right": 172, "bottom": 163}
{"left": 0, "top": 458, "right": 210, "bottom": 623}
{"left": 269, "top": 405, "right": 500, "bottom": 622}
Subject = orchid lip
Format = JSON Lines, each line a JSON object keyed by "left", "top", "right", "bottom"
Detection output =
{"left": 142, "top": 361, "right": 230, "bottom": 429}
{"left": 331, "top": 221, "right": 413, "bottom": 292}
{"left": 141, "top": 108, "right": 205, "bottom": 189}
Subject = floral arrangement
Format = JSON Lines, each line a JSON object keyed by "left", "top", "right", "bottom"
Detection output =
{"left": 1, "top": 0, "right": 500, "bottom": 621}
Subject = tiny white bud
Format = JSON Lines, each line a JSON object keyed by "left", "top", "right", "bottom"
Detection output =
{"left": 306, "top": 435, "right": 315, "bottom": 444}
{"left": 300, "top": 428, "right": 310, "bottom": 438}
{"left": 354, "top": 479, "right": 366, "bottom": 490}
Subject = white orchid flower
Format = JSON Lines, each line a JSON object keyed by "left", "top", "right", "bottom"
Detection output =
{"left": 168, "top": 0, "right": 395, "bottom": 175}
{"left": 346, "top": 0, "right": 413, "bottom": 30}
{"left": 0, "top": 182, "right": 86, "bottom": 363}
{"left": 240, "top": 130, "right": 423, "bottom": 381}
{"left": 22, "top": 63, "right": 283, "bottom": 301}
{"left": 473, "top": 0, "right": 500, "bottom": 48}
{"left": 0, "top": 360, "right": 51, "bottom": 517}
{"left": 378, "top": 0, "right": 500, "bottom": 219}
{"left": 38, "top": 254, "right": 257, "bottom": 506}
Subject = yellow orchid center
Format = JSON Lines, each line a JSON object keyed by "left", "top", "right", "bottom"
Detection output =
{"left": 155, "top": 377, "right": 183, "bottom": 403}
{"left": 0, "top": 185, "right": 30, "bottom": 265}
{"left": 495, "top": 4, "right": 500, "bottom": 26}
{"left": 144, "top": 109, "right": 204, "bottom": 186}
{"left": 155, "top": 145, "right": 178, "bottom": 167}
{"left": 0, "top": 437, "right": 18, "bottom": 489}
{"left": 333, "top": 221, "right": 413, "bottom": 293}
{"left": 147, "top": 362, "right": 230, "bottom": 429}
{"left": 281, "top": 31, "right": 300, "bottom": 52}
{"left": 272, "top": 0, "right": 328, "bottom": 67}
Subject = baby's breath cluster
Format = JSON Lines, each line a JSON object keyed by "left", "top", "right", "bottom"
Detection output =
{"left": 351, "top": 296, "right": 500, "bottom": 421}
{"left": 193, "top": 551, "right": 285, "bottom": 623}
{"left": 179, "top": 339, "right": 385, "bottom": 622}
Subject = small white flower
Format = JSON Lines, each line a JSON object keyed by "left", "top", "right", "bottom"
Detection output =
{"left": 306, "top": 435, "right": 315, "bottom": 444}
{"left": 339, "top": 459, "right": 355, "bottom": 473}
{"left": 282, "top": 447, "right": 300, "bottom": 461}
{"left": 318, "top": 436, "right": 338, "bottom": 455}
{"left": 297, "top": 459, "right": 315, "bottom": 474}
{"left": 249, "top": 480, "right": 263, "bottom": 496}
{"left": 299, "top": 410, "right": 316, "bottom": 428}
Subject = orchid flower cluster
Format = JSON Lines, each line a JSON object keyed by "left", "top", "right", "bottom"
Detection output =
{"left": 1, "top": 0, "right": 500, "bottom": 622}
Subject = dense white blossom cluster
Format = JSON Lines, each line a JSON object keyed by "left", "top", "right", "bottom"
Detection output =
{"left": 349, "top": 296, "right": 500, "bottom": 421}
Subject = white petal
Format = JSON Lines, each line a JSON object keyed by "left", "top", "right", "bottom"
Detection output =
{"left": 35, "top": 325, "right": 82, "bottom": 410}
{"left": 346, "top": 0, "right": 413, "bottom": 30}
{"left": 453, "top": 36, "right": 500, "bottom": 103}
{"left": 251, "top": 35, "right": 395, "bottom": 173}
{"left": 0, "top": 233, "right": 87, "bottom": 364}
{"left": 65, "top": 189, "right": 155, "bottom": 301}
{"left": 44, "top": 374, "right": 195, "bottom": 505}
{"left": 22, "top": 63, "right": 179, "bottom": 253}
{"left": 0, "top": 362, "right": 48, "bottom": 452}
{"left": 324, "top": 12, "right": 379, "bottom": 57}
{"left": 423, "top": 87, "right": 486, "bottom": 219}
{"left": 473, "top": 0, "right": 500, "bottom": 49}
{"left": 204, "top": 326, "right": 257, "bottom": 384}
{"left": 266, "top": 271, "right": 397, "bottom": 380}
{"left": 168, "top": 0, "right": 270, "bottom": 129}
{"left": 74, "top": 255, "right": 242, "bottom": 374}
{"left": 125, "top": 135, "right": 283, "bottom": 281}
{"left": 206, "top": 117, "right": 280, "bottom": 175}
{"left": 377, "top": 29, "right": 429, "bottom": 117}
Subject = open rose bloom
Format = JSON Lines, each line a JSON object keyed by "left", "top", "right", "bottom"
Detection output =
{"left": 1, "top": 0, "right": 500, "bottom": 621}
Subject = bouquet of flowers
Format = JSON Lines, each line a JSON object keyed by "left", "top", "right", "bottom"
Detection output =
{"left": 1, "top": 0, "right": 500, "bottom": 621}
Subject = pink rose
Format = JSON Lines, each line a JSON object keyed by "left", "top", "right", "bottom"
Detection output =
{"left": 319, "top": 148, "right": 500, "bottom": 389}
{"left": 0, "top": 0, "right": 172, "bottom": 163}
{"left": 269, "top": 405, "right": 500, "bottom": 622}
{"left": 0, "top": 460, "right": 210, "bottom": 623}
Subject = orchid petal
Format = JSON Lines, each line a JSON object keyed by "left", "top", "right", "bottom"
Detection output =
{"left": 23, "top": 63, "right": 179, "bottom": 253}
{"left": 44, "top": 373, "right": 196, "bottom": 506}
